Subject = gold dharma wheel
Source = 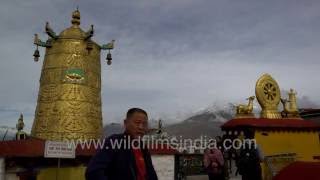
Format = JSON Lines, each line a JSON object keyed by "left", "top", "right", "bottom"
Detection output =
{"left": 256, "top": 74, "right": 280, "bottom": 106}
{"left": 263, "top": 82, "right": 278, "bottom": 101}
{"left": 255, "top": 74, "right": 282, "bottom": 119}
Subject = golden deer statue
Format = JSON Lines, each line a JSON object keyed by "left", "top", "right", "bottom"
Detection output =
{"left": 236, "top": 96, "right": 255, "bottom": 115}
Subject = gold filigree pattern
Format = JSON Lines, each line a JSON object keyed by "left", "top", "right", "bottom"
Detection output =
{"left": 31, "top": 21, "right": 103, "bottom": 141}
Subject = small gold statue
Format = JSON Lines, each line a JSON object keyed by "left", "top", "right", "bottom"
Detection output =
{"left": 235, "top": 96, "right": 255, "bottom": 118}
{"left": 280, "top": 89, "right": 300, "bottom": 119}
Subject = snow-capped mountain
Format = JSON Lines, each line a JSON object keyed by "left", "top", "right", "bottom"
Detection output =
{"left": 103, "top": 102, "right": 235, "bottom": 139}
{"left": 164, "top": 103, "right": 234, "bottom": 139}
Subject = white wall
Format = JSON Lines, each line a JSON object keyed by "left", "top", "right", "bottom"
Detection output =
{"left": 151, "top": 155, "right": 175, "bottom": 180}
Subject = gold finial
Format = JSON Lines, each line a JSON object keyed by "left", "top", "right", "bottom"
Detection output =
{"left": 16, "top": 113, "right": 27, "bottom": 140}
{"left": 71, "top": 8, "right": 81, "bottom": 26}
{"left": 280, "top": 88, "right": 300, "bottom": 119}
{"left": 16, "top": 113, "right": 24, "bottom": 131}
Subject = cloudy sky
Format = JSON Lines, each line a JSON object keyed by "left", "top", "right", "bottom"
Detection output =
{"left": 0, "top": 0, "right": 319, "bottom": 131}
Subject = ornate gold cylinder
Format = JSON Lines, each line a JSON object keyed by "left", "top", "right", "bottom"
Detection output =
{"left": 31, "top": 22, "right": 103, "bottom": 140}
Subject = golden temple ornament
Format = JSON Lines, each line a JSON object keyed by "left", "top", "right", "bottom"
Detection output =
{"left": 235, "top": 96, "right": 255, "bottom": 118}
{"left": 255, "top": 74, "right": 282, "bottom": 119}
{"left": 280, "top": 89, "right": 301, "bottom": 119}
{"left": 31, "top": 9, "right": 115, "bottom": 140}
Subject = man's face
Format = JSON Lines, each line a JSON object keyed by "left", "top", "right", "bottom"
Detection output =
{"left": 124, "top": 112, "right": 148, "bottom": 139}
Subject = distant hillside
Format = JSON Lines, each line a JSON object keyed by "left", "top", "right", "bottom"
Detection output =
{"left": 164, "top": 104, "right": 234, "bottom": 139}
{"left": 103, "top": 119, "right": 159, "bottom": 137}
{"left": 103, "top": 103, "right": 234, "bottom": 139}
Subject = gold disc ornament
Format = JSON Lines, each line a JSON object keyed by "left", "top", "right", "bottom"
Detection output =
{"left": 255, "top": 74, "right": 282, "bottom": 119}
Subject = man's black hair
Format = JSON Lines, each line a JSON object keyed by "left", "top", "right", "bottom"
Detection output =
{"left": 126, "top": 108, "right": 148, "bottom": 119}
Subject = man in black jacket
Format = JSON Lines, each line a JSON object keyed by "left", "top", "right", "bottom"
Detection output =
{"left": 85, "top": 108, "right": 158, "bottom": 180}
